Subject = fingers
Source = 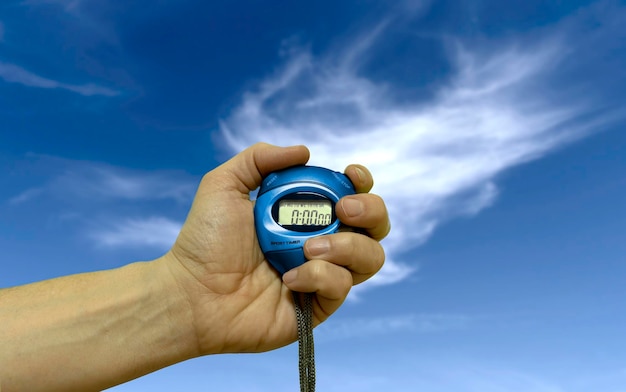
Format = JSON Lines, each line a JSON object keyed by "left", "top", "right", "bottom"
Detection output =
{"left": 304, "top": 233, "right": 385, "bottom": 285}
{"left": 282, "top": 233, "right": 385, "bottom": 323}
{"left": 337, "top": 194, "right": 391, "bottom": 241}
{"left": 207, "top": 143, "right": 310, "bottom": 193}
{"left": 342, "top": 164, "right": 390, "bottom": 240}
{"left": 283, "top": 232, "right": 385, "bottom": 294}
{"left": 344, "top": 164, "right": 374, "bottom": 193}
{"left": 282, "top": 259, "right": 354, "bottom": 324}
{"left": 281, "top": 165, "right": 390, "bottom": 322}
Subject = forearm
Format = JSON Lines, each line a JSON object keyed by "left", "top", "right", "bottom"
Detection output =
{"left": 0, "top": 258, "right": 198, "bottom": 392}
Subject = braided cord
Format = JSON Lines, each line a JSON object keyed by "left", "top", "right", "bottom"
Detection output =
{"left": 293, "top": 291, "right": 316, "bottom": 392}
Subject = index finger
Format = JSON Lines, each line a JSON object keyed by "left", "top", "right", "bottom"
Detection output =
{"left": 344, "top": 164, "right": 374, "bottom": 193}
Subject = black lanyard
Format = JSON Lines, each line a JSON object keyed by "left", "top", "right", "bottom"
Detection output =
{"left": 293, "top": 292, "right": 315, "bottom": 392}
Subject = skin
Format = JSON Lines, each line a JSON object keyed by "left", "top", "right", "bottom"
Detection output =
{"left": 0, "top": 143, "right": 390, "bottom": 392}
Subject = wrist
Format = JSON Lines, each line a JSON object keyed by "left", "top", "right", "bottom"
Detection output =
{"left": 150, "top": 254, "right": 202, "bottom": 360}
{"left": 157, "top": 248, "right": 259, "bottom": 356}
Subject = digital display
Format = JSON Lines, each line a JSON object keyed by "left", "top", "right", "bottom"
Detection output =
{"left": 278, "top": 199, "right": 332, "bottom": 226}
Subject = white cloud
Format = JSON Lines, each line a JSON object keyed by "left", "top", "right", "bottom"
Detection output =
{"left": 90, "top": 216, "right": 182, "bottom": 250}
{"left": 9, "top": 155, "right": 196, "bottom": 205}
{"left": 317, "top": 313, "right": 469, "bottom": 342}
{"left": 8, "top": 187, "right": 43, "bottom": 205}
{"left": 318, "top": 360, "right": 566, "bottom": 392}
{"left": 7, "top": 156, "right": 196, "bottom": 250}
{"left": 52, "top": 165, "right": 195, "bottom": 203}
{"left": 218, "top": 7, "right": 621, "bottom": 292}
{"left": 0, "top": 61, "right": 119, "bottom": 96}
{"left": 417, "top": 363, "right": 565, "bottom": 392}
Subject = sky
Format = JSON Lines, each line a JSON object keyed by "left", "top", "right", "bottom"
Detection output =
{"left": 1, "top": 0, "right": 626, "bottom": 390}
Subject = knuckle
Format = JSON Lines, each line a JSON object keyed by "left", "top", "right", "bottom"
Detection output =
{"left": 370, "top": 194, "right": 388, "bottom": 218}
{"left": 307, "top": 260, "right": 325, "bottom": 281}
{"left": 350, "top": 193, "right": 386, "bottom": 224}
{"left": 374, "top": 244, "right": 386, "bottom": 271}
{"left": 346, "top": 234, "right": 360, "bottom": 258}
{"left": 362, "top": 241, "right": 385, "bottom": 275}
{"left": 337, "top": 268, "right": 353, "bottom": 295}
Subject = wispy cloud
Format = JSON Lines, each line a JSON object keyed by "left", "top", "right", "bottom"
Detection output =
{"left": 50, "top": 164, "right": 195, "bottom": 203}
{"left": 0, "top": 61, "right": 119, "bottom": 96}
{"left": 428, "top": 364, "right": 565, "bottom": 392}
{"left": 9, "top": 155, "right": 196, "bottom": 205}
{"left": 8, "top": 187, "right": 43, "bottom": 205}
{"left": 318, "top": 359, "right": 566, "bottom": 392}
{"left": 89, "top": 216, "right": 182, "bottom": 250}
{"left": 7, "top": 155, "right": 196, "bottom": 249}
{"left": 218, "top": 4, "right": 624, "bottom": 292}
{"left": 317, "top": 313, "right": 469, "bottom": 342}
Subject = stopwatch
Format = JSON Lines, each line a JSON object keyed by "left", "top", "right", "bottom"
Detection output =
{"left": 254, "top": 165, "right": 356, "bottom": 274}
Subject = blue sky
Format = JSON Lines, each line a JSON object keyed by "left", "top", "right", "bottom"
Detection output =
{"left": 1, "top": 0, "right": 626, "bottom": 390}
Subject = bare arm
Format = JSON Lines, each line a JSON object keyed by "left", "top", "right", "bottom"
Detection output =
{"left": 0, "top": 143, "right": 390, "bottom": 391}
{"left": 0, "top": 259, "right": 196, "bottom": 391}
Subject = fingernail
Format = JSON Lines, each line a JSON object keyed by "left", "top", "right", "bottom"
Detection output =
{"left": 283, "top": 269, "right": 298, "bottom": 284}
{"left": 306, "top": 237, "right": 330, "bottom": 256}
{"left": 355, "top": 167, "right": 366, "bottom": 185}
{"left": 341, "top": 197, "right": 364, "bottom": 217}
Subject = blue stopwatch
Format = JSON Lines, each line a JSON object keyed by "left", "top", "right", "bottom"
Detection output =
{"left": 254, "top": 165, "right": 356, "bottom": 275}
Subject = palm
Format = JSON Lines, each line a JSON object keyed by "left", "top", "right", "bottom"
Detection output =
{"left": 170, "top": 182, "right": 300, "bottom": 354}
{"left": 163, "top": 143, "right": 387, "bottom": 356}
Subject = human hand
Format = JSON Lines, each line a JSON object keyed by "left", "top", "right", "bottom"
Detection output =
{"left": 161, "top": 143, "right": 390, "bottom": 355}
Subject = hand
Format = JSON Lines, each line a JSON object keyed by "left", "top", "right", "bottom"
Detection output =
{"left": 162, "top": 143, "right": 390, "bottom": 355}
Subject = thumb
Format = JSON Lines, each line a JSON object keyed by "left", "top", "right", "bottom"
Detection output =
{"left": 212, "top": 143, "right": 310, "bottom": 193}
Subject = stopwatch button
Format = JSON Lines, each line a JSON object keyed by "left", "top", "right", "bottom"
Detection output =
{"left": 266, "top": 249, "right": 307, "bottom": 275}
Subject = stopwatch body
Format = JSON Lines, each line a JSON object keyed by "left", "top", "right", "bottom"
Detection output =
{"left": 254, "top": 165, "right": 356, "bottom": 275}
